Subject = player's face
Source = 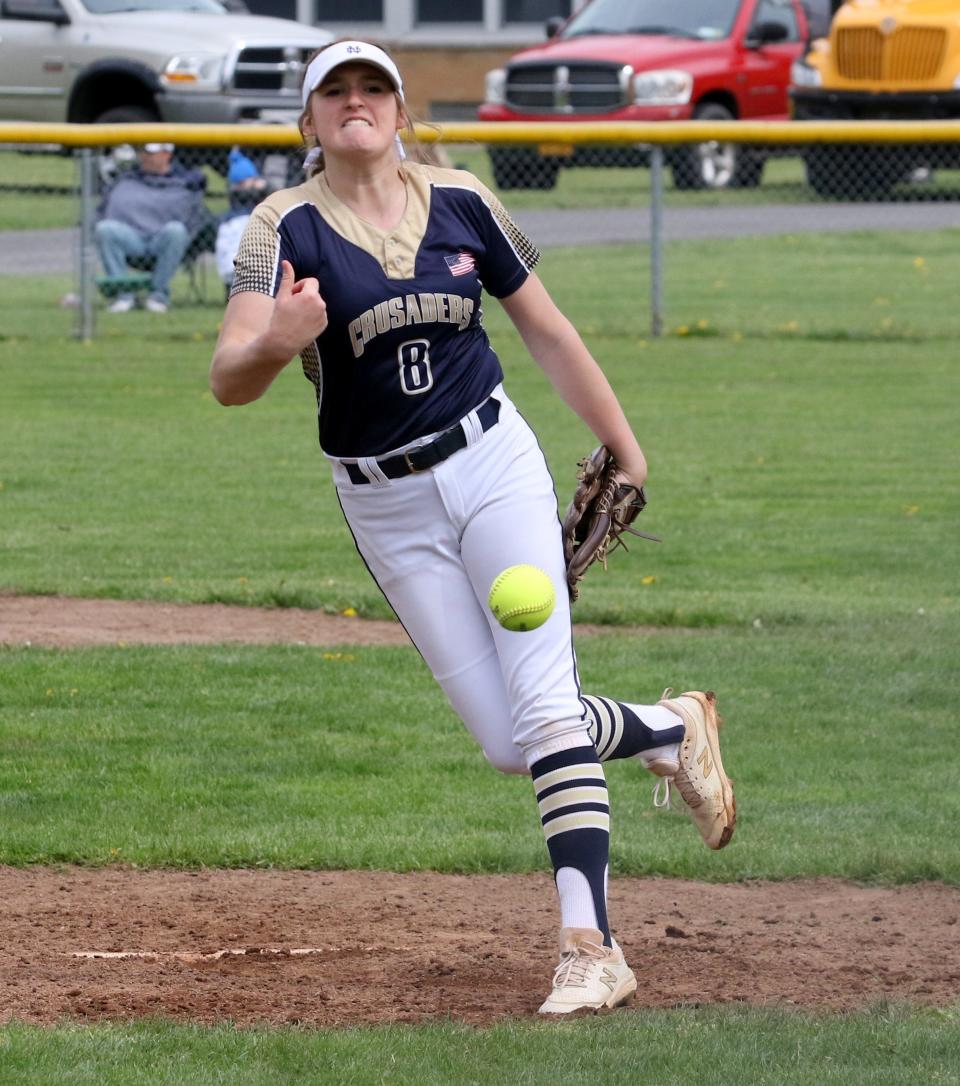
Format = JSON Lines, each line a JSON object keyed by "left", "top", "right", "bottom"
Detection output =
{"left": 303, "top": 63, "right": 404, "bottom": 162}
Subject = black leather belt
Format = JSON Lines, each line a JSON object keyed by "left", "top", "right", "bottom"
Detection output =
{"left": 344, "top": 397, "right": 501, "bottom": 485}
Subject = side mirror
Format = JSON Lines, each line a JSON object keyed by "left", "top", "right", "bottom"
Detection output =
{"left": 2, "top": 0, "right": 70, "bottom": 25}
{"left": 746, "top": 21, "right": 790, "bottom": 47}
{"left": 545, "top": 15, "right": 565, "bottom": 39}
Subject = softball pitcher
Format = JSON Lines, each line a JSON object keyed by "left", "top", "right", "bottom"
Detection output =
{"left": 210, "top": 40, "right": 735, "bottom": 1015}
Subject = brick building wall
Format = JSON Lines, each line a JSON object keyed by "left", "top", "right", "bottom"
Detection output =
{"left": 386, "top": 45, "right": 519, "bottom": 120}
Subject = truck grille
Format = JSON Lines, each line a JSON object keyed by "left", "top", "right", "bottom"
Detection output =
{"left": 231, "top": 46, "right": 313, "bottom": 95}
{"left": 835, "top": 27, "right": 947, "bottom": 83}
{"left": 505, "top": 62, "right": 631, "bottom": 114}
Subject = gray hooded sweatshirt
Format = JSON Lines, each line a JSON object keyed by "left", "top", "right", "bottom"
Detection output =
{"left": 98, "top": 162, "right": 207, "bottom": 237}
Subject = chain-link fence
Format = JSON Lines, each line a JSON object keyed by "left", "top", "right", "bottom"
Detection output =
{"left": 2, "top": 121, "right": 960, "bottom": 340}
{"left": 478, "top": 136, "right": 960, "bottom": 200}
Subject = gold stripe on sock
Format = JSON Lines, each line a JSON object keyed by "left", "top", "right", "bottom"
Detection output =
{"left": 537, "top": 785, "right": 609, "bottom": 818}
{"left": 533, "top": 762, "right": 605, "bottom": 793}
{"left": 542, "top": 811, "right": 610, "bottom": 839}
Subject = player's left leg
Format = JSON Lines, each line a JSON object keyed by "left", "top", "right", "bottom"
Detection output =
{"left": 529, "top": 742, "right": 637, "bottom": 1014}
{"left": 451, "top": 398, "right": 635, "bottom": 1012}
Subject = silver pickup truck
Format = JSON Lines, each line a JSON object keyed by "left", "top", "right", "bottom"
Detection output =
{"left": 0, "top": 0, "right": 331, "bottom": 125}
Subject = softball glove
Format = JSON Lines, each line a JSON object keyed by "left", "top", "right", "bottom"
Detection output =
{"left": 561, "top": 445, "right": 658, "bottom": 602}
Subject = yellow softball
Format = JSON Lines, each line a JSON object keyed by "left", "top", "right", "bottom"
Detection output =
{"left": 488, "top": 564, "right": 556, "bottom": 632}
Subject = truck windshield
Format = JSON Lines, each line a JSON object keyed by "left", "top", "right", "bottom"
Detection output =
{"left": 561, "top": 0, "right": 741, "bottom": 40}
{"left": 82, "top": 0, "right": 227, "bottom": 12}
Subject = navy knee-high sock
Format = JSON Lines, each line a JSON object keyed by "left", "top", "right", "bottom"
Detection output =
{"left": 582, "top": 694, "right": 684, "bottom": 761}
{"left": 531, "top": 744, "right": 611, "bottom": 945}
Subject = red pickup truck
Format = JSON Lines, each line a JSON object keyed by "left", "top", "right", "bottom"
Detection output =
{"left": 478, "top": 0, "right": 832, "bottom": 190}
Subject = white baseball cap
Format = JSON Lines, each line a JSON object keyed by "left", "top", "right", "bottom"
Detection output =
{"left": 143, "top": 142, "right": 174, "bottom": 153}
{"left": 301, "top": 41, "right": 405, "bottom": 110}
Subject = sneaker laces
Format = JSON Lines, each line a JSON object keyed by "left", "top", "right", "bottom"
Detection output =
{"left": 653, "top": 687, "right": 705, "bottom": 811}
{"left": 551, "top": 939, "right": 606, "bottom": 990}
{"left": 652, "top": 777, "right": 673, "bottom": 809}
{"left": 651, "top": 690, "right": 677, "bottom": 810}
{"left": 654, "top": 771, "right": 703, "bottom": 812}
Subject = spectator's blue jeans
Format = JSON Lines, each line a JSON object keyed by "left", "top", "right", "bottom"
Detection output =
{"left": 95, "top": 219, "right": 190, "bottom": 303}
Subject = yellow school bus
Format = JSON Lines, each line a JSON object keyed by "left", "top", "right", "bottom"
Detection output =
{"left": 790, "top": 0, "right": 960, "bottom": 196}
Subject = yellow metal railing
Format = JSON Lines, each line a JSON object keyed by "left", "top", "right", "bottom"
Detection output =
{"left": 4, "top": 120, "right": 960, "bottom": 148}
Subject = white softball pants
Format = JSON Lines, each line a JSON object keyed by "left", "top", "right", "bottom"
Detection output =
{"left": 331, "top": 387, "right": 589, "bottom": 773}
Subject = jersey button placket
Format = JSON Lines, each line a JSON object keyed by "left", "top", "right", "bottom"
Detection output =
{"left": 385, "top": 236, "right": 403, "bottom": 276}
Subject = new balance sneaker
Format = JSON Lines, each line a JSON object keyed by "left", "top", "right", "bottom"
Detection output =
{"left": 144, "top": 294, "right": 169, "bottom": 314}
{"left": 538, "top": 928, "right": 637, "bottom": 1015}
{"left": 107, "top": 294, "right": 136, "bottom": 313}
{"left": 653, "top": 689, "right": 736, "bottom": 850}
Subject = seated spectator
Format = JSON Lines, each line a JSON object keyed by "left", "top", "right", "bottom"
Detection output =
{"left": 95, "top": 142, "right": 207, "bottom": 314}
{"left": 215, "top": 148, "right": 269, "bottom": 296}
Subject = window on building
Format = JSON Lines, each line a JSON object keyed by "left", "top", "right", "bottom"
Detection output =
{"left": 316, "top": 0, "right": 383, "bottom": 18}
{"left": 505, "top": 0, "right": 571, "bottom": 22}
{"left": 312, "top": 0, "right": 579, "bottom": 31}
{"left": 416, "top": 0, "right": 483, "bottom": 21}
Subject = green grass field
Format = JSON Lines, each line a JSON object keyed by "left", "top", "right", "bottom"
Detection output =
{"left": 2, "top": 1007, "right": 958, "bottom": 1086}
{"left": 1, "top": 232, "right": 958, "bottom": 1082}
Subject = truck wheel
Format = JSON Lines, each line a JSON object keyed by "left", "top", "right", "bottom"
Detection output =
{"left": 671, "top": 103, "right": 739, "bottom": 190}
{"left": 489, "top": 147, "right": 560, "bottom": 191}
{"left": 93, "top": 105, "right": 159, "bottom": 125}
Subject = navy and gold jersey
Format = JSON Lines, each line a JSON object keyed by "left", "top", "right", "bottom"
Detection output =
{"left": 231, "top": 162, "right": 540, "bottom": 457}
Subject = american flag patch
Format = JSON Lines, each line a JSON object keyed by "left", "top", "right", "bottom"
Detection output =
{"left": 444, "top": 251, "right": 476, "bottom": 277}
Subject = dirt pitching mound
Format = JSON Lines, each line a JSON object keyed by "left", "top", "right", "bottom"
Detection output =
{"left": 2, "top": 868, "right": 958, "bottom": 1027}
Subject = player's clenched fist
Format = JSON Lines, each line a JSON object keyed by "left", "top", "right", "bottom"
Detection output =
{"left": 269, "top": 260, "right": 329, "bottom": 356}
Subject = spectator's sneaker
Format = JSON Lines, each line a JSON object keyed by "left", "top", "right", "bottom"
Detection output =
{"left": 107, "top": 294, "right": 136, "bottom": 313}
{"left": 653, "top": 690, "right": 736, "bottom": 850}
{"left": 538, "top": 928, "right": 636, "bottom": 1015}
{"left": 145, "top": 295, "right": 169, "bottom": 314}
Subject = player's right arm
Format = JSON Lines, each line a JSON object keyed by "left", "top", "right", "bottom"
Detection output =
{"left": 210, "top": 260, "right": 328, "bottom": 405}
